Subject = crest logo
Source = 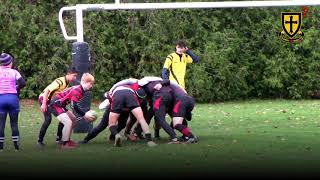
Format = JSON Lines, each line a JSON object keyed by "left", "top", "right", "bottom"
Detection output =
{"left": 278, "top": 12, "right": 304, "bottom": 43}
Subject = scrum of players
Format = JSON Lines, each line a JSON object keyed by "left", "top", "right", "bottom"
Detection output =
{"left": 77, "top": 76, "right": 199, "bottom": 148}
{"left": 34, "top": 73, "right": 199, "bottom": 150}
{"left": 35, "top": 73, "right": 198, "bottom": 149}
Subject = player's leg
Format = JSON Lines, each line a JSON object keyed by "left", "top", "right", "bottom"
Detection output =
{"left": 133, "top": 107, "right": 154, "bottom": 140}
{"left": 124, "top": 114, "right": 136, "bottom": 135}
{"left": 131, "top": 107, "right": 156, "bottom": 147}
{"left": 7, "top": 94, "right": 21, "bottom": 151}
{"left": 153, "top": 93, "right": 177, "bottom": 142}
{"left": 108, "top": 91, "right": 126, "bottom": 146}
{"left": 172, "top": 117, "right": 196, "bottom": 143}
{"left": 120, "top": 112, "right": 137, "bottom": 142}
{"left": 0, "top": 112, "right": 7, "bottom": 151}
{"left": 56, "top": 122, "right": 64, "bottom": 144}
{"left": 9, "top": 111, "right": 20, "bottom": 150}
{"left": 153, "top": 116, "right": 162, "bottom": 139}
{"left": 37, "top": 110, "right": 52, "bottom": 146}
{"left": 172, "top": 96, "right": 197, "bottom": 144}
{"left": 57, "top": 112, "right": 79, "bottom": 149}
{"left": 109, "top": 112, "right": 121, "bottom": 146}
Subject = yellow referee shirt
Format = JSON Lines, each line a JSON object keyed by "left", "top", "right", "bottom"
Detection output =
{"left": 163, "top": 52, "right": 193, "bottom": 89}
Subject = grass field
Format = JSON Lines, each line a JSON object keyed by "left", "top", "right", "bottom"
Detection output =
{"left": 1, "top": 99, "right": 320, "bottom": 179}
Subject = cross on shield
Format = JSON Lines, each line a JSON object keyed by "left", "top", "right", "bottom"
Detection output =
{"left": 282, "top": 12, "right": 302, "bottom": 38}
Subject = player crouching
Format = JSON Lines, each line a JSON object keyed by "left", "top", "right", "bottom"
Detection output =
{"left": 48, "top": 73, "right": 95, "bottom": 149}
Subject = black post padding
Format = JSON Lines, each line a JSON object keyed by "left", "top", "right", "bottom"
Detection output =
{"left": 71, "top": 42, "right": 93, "bottom": 133}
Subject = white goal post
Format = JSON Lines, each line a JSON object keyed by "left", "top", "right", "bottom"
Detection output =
{"left": 58, "top": 0, "right": 320, "bottom": 42}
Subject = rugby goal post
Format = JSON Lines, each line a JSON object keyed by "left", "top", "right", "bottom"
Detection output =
{"left": 59, "top": 0, "right": 320, "bottom": 132}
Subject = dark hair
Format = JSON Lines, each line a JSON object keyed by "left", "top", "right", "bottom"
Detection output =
{"left": 67, "top": 66, "right": 79, "bottom": 74}
{"left": 135, "top": 88, "right": 147, "bottom": 99}
{"left": 176, "top": 40, "right": 187, "bottom": 48}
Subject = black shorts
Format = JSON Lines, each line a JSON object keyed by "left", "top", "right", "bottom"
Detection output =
{"left": 111, "top": 90, "right": 140, "bottom": 113}
{"left": 172, "top": 95, "right": 195, "bottom": 118}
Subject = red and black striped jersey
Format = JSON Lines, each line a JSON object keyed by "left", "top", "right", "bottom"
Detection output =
{"left": 54, "top": 85, "right": 84, "bottom": 107}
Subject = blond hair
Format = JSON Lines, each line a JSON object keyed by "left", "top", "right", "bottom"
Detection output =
{"left": 81, "top": 73, "right": 95, "bottom": 84}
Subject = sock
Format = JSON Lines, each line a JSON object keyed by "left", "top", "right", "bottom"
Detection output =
{"left": 57, "top": 122, "right": 64, "bottom": 140}
{"left": 174, "top": 124, "right": 194, "bottom": 138}
{"left": 109, "top": 125, "right": 118, "bottom": 137}
{"left": 109, "top": 134, "right": 115, "bottom": 141}
{"left": 56, "top": 136, "right": 61, "bottom": 141}
{"left": 124, "top": 128, "right": 131, "bottom": 135}
{"left": 13, "top": 141, "right": 19, "bottom": 150}
{"left": 63, "top": 141, "right": 69, "bottom": 145}
{"left": 154, "top": 128, "right": 160, "bottom": 138}
{"left": 82, "top": 136, "right": 89, "bottom": 142}
{"left": 10, "top": 112, "right": 20, "bottom": 149}
{"left": 145, "top": 133, "right": 152, "bottom": 142}
{"left": 0, "top": 113, "right": 6, "bottom": 150}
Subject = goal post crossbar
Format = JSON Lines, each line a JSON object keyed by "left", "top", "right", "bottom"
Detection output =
{"left": 58, "top": 1, "right": 320, "bottom": 42}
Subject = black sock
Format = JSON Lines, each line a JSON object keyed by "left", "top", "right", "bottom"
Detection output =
{"left": 109, "top": 134, "right": 115, "bottom": 141}
{"left": 13, "top": 141, "right": 19, "bottom": 150}
{"left": 0, "top": 137, "right": 4, "bottom": 150}
{"left": 145, "top": 133, "right": 152, "bottom": 142}
{"left": 124, "top": 129, "right": 130, "bottom": 135}
{"left": 82, "top": 136, "right": 89, "bottom": 142}
{"left": 0, "top": 113, "right": 6, "bottom": 150}
{"left": 63, "top": 141, "right": 69, "bottom": 145}
{"left": 57, "top": 122, "right": 64, "bottom": 140}
{"left": 109, "top": 125, "right": 118, "bottom": 137}
{"left": 154, "top": 129, "right": 160, "bottom": 138}
{"left": 38, "top": 111, "right": 52, "bottom": 143}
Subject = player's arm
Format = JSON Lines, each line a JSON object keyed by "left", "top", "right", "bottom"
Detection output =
{"left": 138, "top": 76, "right": 163, "bottom": 86}
{"left": 162, "top": 56, "right": 173, "bottom": 79}
{"left": 16, "top": 77, "right": 26, "bottom": 90}
{"left": 41, "top": 80, "right": 61, "bottom": 112}
{"left": 70, "top": 89, "right": 86, "bottom": 116}
{"left": 72, "top": 102, "right": 86, "bottom": 116}
{"left": 109, "top": 78, "right": 138, "bottom": 95}
{"left": 186, "top": 49, "right": 199, "bottom": 63}
{"left": 161, "top": 79, "right": 170, "bottom": 86}
{"left": 14, "top": 71, "right": 26, "bottom": 96}
{"left": 40, "top": 89, "right": 51, "bottom": 112}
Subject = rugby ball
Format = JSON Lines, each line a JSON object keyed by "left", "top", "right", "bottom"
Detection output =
{"left": 85, "top": 110, "right": 98, "bottom": 122}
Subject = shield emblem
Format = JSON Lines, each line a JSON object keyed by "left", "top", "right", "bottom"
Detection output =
{"left": 282, "top": 12, "right": 302, "bottom": 37}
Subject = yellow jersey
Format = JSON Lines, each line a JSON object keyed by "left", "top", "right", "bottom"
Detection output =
{"left": 163, "top": 52, "right": 193, "bottom": 89}
{"left": 39, "top": 76, "right": 70, "bottom": 101}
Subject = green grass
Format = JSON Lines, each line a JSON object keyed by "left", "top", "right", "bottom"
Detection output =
{"left": 1, "top": 99, "right": 320, "bottom": 179}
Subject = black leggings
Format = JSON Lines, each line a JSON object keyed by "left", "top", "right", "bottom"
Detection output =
{"left": 0, "top": 112, "right": 20, "bottom": 143}
{"left": 38, "top": 110, "right": 64, "bottom": 142}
